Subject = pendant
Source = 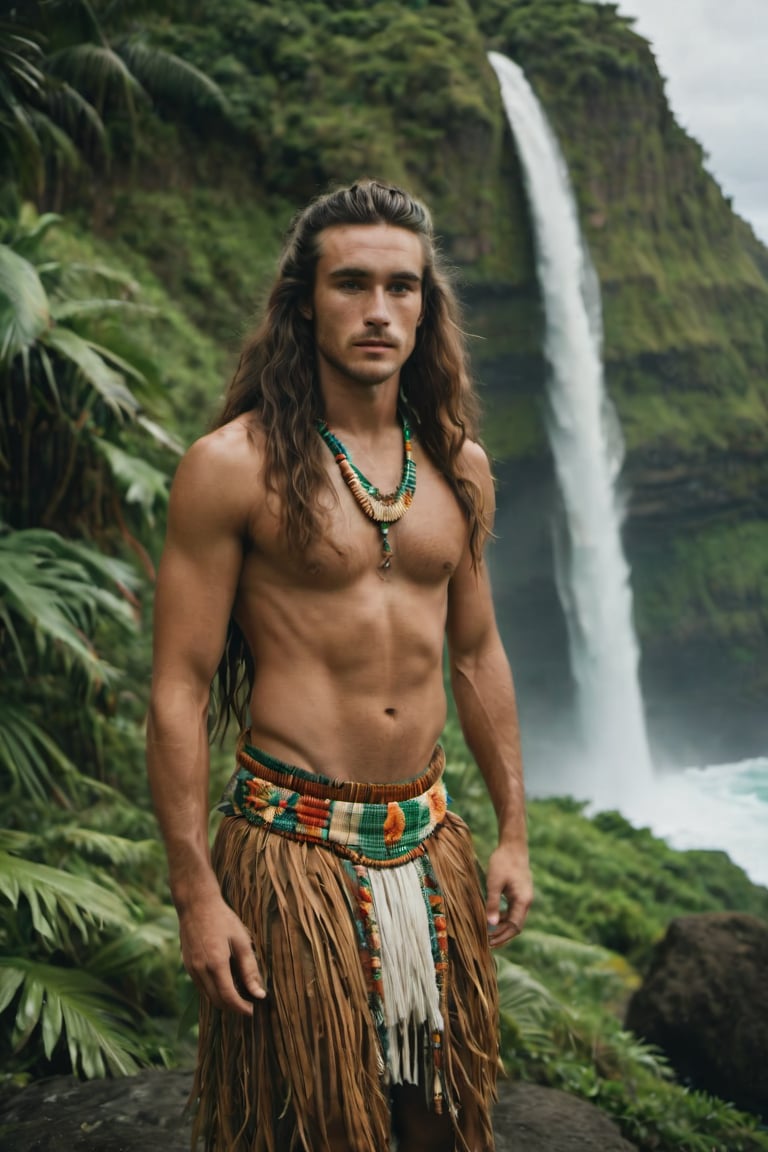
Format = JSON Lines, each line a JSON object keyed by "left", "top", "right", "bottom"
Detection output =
{"left": 315, "top": 417, "right": 414, "bottom": 573}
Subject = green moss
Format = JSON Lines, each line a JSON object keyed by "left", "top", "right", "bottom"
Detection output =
{"left": 137, "top": 0, "right": 520, "bottom": 275}
{"left": 105, "top": 186, "right": 285, "bottom": 341}
{"left": 482, "top": 394, "right": 547, "bottom": 459}
{"left": 635, "top": 520, "right": 768, "bottom": 644}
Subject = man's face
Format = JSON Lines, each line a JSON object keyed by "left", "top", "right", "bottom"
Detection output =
{"left": 307, "top": 223, "right": 425, "bottom": 392}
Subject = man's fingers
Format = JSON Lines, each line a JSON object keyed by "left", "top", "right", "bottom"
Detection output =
{"left": 485, "top": 868, "right": 503, "bottom": 929}
{"left": 230, "top": 934, "right": 267, "bottom": 1000}
{"left": 182, "top": 929, "right": 264, "bottom": 1015}
{"left": 489, "top": 920, "right": 520, "bottom": 949}
{"left": 194, "top": 957, "right": 257, "bottom": 1016}
{"left": 488, "top": 902, "right": 525, "bottom": 948}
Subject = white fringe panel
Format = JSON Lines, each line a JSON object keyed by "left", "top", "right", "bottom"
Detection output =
{"left": 368, "top": 862, "right": 444, "bottom": 1085}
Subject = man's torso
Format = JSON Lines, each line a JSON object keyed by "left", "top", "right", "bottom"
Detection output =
{"left": 222, "top": 416, "right": 469, "bottom": 783}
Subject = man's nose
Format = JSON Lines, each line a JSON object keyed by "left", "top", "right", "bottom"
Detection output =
{"left": 364, "top": 287, "right": 390, "bottom": 326}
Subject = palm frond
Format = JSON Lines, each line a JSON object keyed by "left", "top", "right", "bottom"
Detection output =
{"left": 0, "top": 846, "right": 134, "bottom": 943}
{"left": 0, "top": 700, "right": 82, "bottom": 805}
{"left": 95, "top": 438, "right": 170, "bottom": 520}
{"left": 0, "top": 25, "right": 45, "bottom": 99}
{"left": 514, "top": 929, "right": 622, "bottom": 975}
{"left": 10, "top": 208, "right": 63, "bottom": 252}
{"left": 137, "top": 413, "right": 184, "bottom": 454}
{"left": 27, "top": 104, "right": 84, "bottom": 171}
{"left": 45, "top": 42, "right": 144, "bottom": 130}
{"left": 495, "top": 953, "right": 572, "bottom": 1049}
{"left": 0, "top": 85, "right": 43, "bottom": 184}
{"left": 51, "top": 297, "right": 156, "bottom": 322}
{"left": 114, "top": 36, "right": 228, "bottom": 112}
{"left": 57, "top": 827, "right": 163, "bottom": 868}
{"left": 87, "top": 912, "right": 180, "bottom": 983}
{"left": 64, "top": 259, "right": 140, "bottom": 293}
{"left": 40, "top": 323, "right": 141, "bottom": 417}
{"left": 0, "top": 957, "right": 144, "bottom": 1076}
{"left": 0, "top": 527, "right": 135, "bottom": 677}
{"left": 516, "top": 930, "right": 615, "bottom": 963}
{"left": 42, "top": 77, "right": 107, "bottom": 162}
{"left": 0, "top": 242, "right": 50, "bottom": 362}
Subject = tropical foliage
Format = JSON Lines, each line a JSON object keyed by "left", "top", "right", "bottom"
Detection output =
{"left": 0, "top": 1, "right": 211, "bottom": 1082}
{"left": 0, "top": 201, "right": 184, "bottom": 1077}
{"left": 1, "top": 0, "right": 226, "bottom": 202}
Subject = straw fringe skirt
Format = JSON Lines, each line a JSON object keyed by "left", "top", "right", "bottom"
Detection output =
{"left": 191, "top": 744, "right": 499, "bottom": 1152}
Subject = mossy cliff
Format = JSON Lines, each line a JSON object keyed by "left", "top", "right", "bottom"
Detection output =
{"left": 78, "top": 0, "right": 768, "bottom": 768}
{"left": 475, "top": 0, "right": 768, "bottom": 764}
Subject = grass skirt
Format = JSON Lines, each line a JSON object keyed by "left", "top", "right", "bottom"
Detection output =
{"left": 191, "top": 744, "right": 499, "bottom": 1152}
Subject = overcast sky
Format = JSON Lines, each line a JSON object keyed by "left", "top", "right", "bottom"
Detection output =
{"left": 613, "top": 0, "right": 768, "bottom": 244}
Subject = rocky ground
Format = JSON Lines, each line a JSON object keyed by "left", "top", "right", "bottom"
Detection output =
{"left": 0, "top": 1069, "right": 638, "bottom": 1151}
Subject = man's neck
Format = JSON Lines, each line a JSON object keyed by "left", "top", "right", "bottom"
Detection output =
{"left": 319, "top": 377, "right": 401, "bottom": 439}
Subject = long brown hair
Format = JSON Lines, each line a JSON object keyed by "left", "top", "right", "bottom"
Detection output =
{"left": 213, "top": 179, "right": 490, "bottom": 737}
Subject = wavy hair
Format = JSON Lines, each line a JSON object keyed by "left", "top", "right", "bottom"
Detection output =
{"left": 213, "top": 179, "right": 490, "bottom": 736}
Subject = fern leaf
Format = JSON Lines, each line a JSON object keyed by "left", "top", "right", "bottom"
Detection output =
{"left": 0, "top": 849, "right": 133, "bottom": 942}
{"left": 0, "top": 958, "right": 144, "bottom": 1076}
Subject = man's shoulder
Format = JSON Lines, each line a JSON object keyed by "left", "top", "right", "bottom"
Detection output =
{"left": 457, "top": 438, "right": 493, "bottom": 483}
{"left": 169, "top": 415, "right": 267, "bottom": 520}
{"left": 179, "top": 415, "right": 266, "bottom": 479}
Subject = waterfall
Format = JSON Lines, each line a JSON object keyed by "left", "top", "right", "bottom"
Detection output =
{"left": 488, "top": 51, "right": 654, "bottom": 806}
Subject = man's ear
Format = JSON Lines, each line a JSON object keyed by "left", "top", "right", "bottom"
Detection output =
{"left": 299, "top": 299, "right": 313, "bottom": 320}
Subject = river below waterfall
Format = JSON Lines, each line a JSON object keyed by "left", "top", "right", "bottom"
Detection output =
{"left": 632, "top": 756, "right": 768, "bottom": 887}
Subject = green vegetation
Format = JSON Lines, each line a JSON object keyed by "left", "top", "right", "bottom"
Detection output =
{"left": 0, "top": 204, "right": 183, "bottom": 1077}
{"left": 0, "top": 0, "right": 209, "bottom": 1081}
{"left": 1, "top": 4, "right": 767, "bottom": 1151}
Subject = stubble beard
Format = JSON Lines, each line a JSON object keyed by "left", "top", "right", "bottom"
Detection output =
{"left": 318, "top": 345, "right": 406, "bottom": 390}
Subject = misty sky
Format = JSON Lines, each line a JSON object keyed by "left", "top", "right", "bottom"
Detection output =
{"left": 614, "top": 0, "right": 768, "bottom": 244}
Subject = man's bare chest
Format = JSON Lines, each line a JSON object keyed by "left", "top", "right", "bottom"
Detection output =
{"left": 247, "top": 458, "right": 467, "bottom": 592}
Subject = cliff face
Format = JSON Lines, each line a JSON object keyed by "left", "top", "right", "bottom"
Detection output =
{"left": 85, "top": 0, "right": 768, "bottom": 770}
{"left": 474, "top": 0, "right": 768, "bottom": 764}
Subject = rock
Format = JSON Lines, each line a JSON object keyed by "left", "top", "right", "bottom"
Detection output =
{"left": 625, "top": 911, "right": 768, "bottom": 1117}
{"left": 0, "top": 1069, "right": 639, "bottom": 1151}
{"left": 492, "top": 1082, "right": 638, "bottom": 1151}
{"left": 0, "top": 1070, "right": 192, "bottom": 1152}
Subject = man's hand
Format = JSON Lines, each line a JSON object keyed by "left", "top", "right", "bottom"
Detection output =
{"left": 179, "top": 893, "right": 266, "bottom": 1015}
{"left": 485, "top": 843, "right": 533, "bottom": 948}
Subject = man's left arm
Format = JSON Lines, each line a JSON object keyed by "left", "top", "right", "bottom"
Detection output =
{"left": 446, "top": 445, "right": 533, "bottom": 947}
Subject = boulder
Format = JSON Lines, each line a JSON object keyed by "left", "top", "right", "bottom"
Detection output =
{"left": 625, "top": 911, "right": 768, "bottom": 1117}
{"left": 0, "top": 1070, "right": 192, "bottom": 1152}
{"left": 0, "top": 1069, "right": 639, "bottom": 1151}
{"left": 492, "top": 1082, "right": 638, "bottom": 1151}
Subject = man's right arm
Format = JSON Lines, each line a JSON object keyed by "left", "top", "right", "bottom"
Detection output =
{"left": 147, "top": 427, "right": 266, "bottom": 1015}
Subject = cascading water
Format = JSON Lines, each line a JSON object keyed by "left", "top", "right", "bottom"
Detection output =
{"left": 488, "top": 51, "right": 654, "bottom": 807}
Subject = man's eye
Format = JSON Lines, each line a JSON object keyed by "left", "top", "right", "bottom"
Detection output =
{"left": 339, "top": 280, "right": 361, "bottom": 291}
{"left": 390, "top": 282, "right": 414, "bottom": 294}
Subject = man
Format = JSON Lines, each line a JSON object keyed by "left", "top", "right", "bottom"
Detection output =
{"left": 147, "top": 180, "right": 532, "bottom": 1152}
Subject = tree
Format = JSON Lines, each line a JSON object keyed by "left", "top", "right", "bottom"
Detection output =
{"left": 0, "top": 0, "right": 226, "bottom": 203}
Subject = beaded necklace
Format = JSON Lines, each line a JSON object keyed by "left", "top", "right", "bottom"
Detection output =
{"left": 315, "top": 417, "right": 416, "bottom": 569}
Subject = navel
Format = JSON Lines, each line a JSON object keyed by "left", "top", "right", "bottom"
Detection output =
{"left": 384, "top": 707, "right": 397, "bottom": 718}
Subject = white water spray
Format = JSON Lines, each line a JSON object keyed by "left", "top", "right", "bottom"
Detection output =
{"left": 488, "top": 52, "right": 653, "bottom": 807}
